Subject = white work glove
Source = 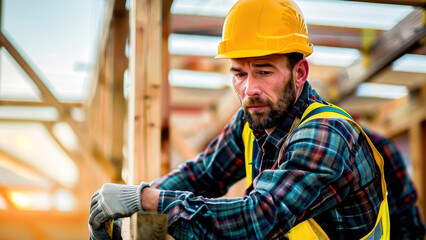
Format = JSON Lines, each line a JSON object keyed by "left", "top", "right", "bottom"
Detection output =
{"left": 89, "top": 182, "right": 150, "bottom": 230}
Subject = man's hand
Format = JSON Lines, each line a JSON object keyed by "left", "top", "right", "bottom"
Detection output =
{"left": 89, "top": 182, "right": 150, "bottom": 230}
{"left": 89, "top": 219, "right": 123, "bottom": 240}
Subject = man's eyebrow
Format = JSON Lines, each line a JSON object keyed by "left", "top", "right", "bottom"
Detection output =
{"left": 253, "top": 63, "right": 275, "bottom": 68}
{"left": 230, "top": 67, "right": 241, "bottom": 72}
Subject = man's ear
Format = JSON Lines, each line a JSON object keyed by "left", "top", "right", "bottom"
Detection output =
{"left": 293, "top": 58, "right": 309, "bottom": 88}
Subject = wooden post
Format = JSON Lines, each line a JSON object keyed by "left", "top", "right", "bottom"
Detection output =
{"left": 409, "top": 86, "right": 426, "bottom": 224}
{"left": 161, "top": 0, "right": 173, "bottom": 176}
{"left": 126, "top": 0, "right": 171, "bottom": 238}
{"left": 110, "top": 5, "right": 129, "bottom": 170}
{"left": 410, "top": 120, "right": 426, "bottom": 224}
{"left": 128, "top": 0, "right": 164, "bottom": 184}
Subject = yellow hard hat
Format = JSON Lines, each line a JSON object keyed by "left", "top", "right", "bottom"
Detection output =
{"left": 216, "top": 0, "right": 313, "bottom": 59}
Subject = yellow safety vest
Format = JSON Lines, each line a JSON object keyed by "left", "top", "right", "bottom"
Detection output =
{"left": 242, "top": 102, "right": 390, "bottom": 240}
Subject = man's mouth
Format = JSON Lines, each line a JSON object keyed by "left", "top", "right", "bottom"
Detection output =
{"left": 247, "top": 105, "right": 268, "bottom": 111}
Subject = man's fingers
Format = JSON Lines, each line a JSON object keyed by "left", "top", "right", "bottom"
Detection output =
{"left": 112, "top": 219, "right": 123, "bottom": 240}
{"left": 88, "top": 223, "right": 110, "bottom": 240}
{"left": 88, "top": 223, "right": 101, "bottom": 240}
{"left": 90, "top": 191, "right": 99, "bottom": 207}
{"left": 89, "top": 200, "right": 99, "bottom": 215}
{"left": 89, "top": 204, "right": 102, "bottom": 226}
{"left": 92, "top": 210, "right": 107, "bottom": 230}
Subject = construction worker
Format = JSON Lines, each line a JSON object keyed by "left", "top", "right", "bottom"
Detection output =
{"left": 364, "top": 129, "right": 425, "bottom": 239}
{"left": 89, "top": 0, "right": 414, "bottom": 239}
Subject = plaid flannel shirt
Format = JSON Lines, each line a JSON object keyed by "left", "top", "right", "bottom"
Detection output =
{"left": 151, "top": 82, "right": 386, "bottom": 239}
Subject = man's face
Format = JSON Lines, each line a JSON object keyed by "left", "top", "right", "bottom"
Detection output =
{"left": 230, "top": 54, "right": 297, "bottom": 131}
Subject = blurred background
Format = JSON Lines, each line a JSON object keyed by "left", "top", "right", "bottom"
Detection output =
{"left": 0, "top": 0, "right": 425, "bottom": 239}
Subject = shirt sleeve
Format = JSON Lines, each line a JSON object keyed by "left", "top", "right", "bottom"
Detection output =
{"left": 369, "top": 132, "right": 426, "bottom": 239}
{"left": 150, "top": 109, "right": 246, "bottom": 198}
{"left": 156, "top": 118, "right": 363, "bottom": 239}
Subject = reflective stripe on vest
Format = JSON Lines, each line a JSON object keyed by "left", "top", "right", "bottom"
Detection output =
{"left": 242, "top": 102, "right": 390, "bottom": 240}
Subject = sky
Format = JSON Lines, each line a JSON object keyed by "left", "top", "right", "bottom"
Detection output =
{"left": 1, "top": 0, "right": 106, "bottom": 101}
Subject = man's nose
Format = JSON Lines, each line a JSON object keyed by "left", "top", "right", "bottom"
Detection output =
{"left": 244, "top": 75, "right": 261, "bottom": 97}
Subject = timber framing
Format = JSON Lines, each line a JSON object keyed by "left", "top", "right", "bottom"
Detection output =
{"left": 0, "top": 32, "right": 119, "bottom": 180}
{"left": 334, "top": 8, "right": 426, "bottom": 104}
{"left": 366, "top": 85, "right": 426, "bottom": 222}
{"left": 128, "top": 0, "right": 166, "bottom": 184}
{"left": 171, "top": 14, "right": 372, "bottom": 49}
{"left": 0, "top": 100, "right": 82, "bottom": 108}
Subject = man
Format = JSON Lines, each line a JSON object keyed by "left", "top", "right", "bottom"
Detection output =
{"left": 89, "top": 0, "right": 417, "bottom": 239}
{"left": 364, "top": 129, "right": 425, "bottom": 239}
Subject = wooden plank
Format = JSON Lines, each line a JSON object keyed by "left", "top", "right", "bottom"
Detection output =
{"left": 145, "top": 0, "right": 163, "bottom": 182}
{"left": 335, "top": 9, "right": 426, "bottom": 103}
{"left": 409, "top": 121, "right": 426, "bottom": 224}
{"left": 130, "top": 212, "right": 168, "bottom": 240}
{"left": 161, "top": 0, "right": 173, "bottom": 175}
{"left": 128, "top": 0, "right": 164, "bottom": 184}
{"left": 0, "top": 100, "right": 82, "bottom": 108}
{"left": 100, "top": 24, "right": 114, "bottom": 165}
{"left": 421, "top": 121, "right": 426, "bottom": 224}
{"left": 110, "top": 9, "right": 129, "bottom": 170}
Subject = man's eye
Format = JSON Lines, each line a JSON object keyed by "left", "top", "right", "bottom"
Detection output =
{"left": 259, "top": 71, "right": 271, "bottom": 76}
{"left": 234, "top": 73, "right": 246, "bottom": 79}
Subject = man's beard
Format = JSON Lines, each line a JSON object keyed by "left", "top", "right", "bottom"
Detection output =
{"left": 243, "top": 75, "right": 296, "bottom": 131}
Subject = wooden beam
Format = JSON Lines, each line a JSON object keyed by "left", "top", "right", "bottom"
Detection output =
{"left": 171, "top": 14, "right": 224, "bottom": 36}
{"left": 170, "top": 127, "right": 197, "bottom": 160}
{"left": 192, "top": 90, "right": 239, "bottom": 152}
{"left": 366, "top": 85, "right": 426, "bottom": 223}
{"left": 0, "top": 151, "right": 56, "bottom": 188}
{"left": 0, "top": 118, "right": 55, "bottom": 123}
{"left": 335, "top": 9, "right": 426, "bottom": 103}
{"left": 110, "top": 7, "right": 128, "bottom": 170}
{"left": 161, "top": 0, "right": 173, "bottom": 175}
{"left": 0, "top": 208, "right": 87, "bottom": 223}
{"left": 128, "top": 0, "right": 165, "bottom": 184}
{"left": 171, "top": 14, "right": 372, "bottom": 49}
{"left": 0, "top": 100, "right": 82, "bottom": 108}
{"left": 41, "top": 122, "right": 82, "bottom": 169}
{"left": 0, "top": 33, "right": 74, "bottom": 122}
{"left": 0, "top": 32, "right": 119, "bottom": 180}
{"left": 409, "top": 120, "right": 426, "bottom": 224}
{"left": 375, "top": 93, "right": 426, "bottom": 138}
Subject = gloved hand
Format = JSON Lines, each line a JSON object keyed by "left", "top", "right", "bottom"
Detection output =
{"left": 89, "top": 219, "right": 123, "bottom": 240}
{"left": 89, "top": 182, "right": 150, "bottom": 230}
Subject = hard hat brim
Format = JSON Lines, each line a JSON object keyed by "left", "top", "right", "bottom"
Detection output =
{"left": 215, "top": 44, "right": 313, "bottom": 59}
